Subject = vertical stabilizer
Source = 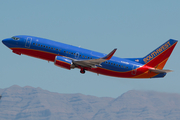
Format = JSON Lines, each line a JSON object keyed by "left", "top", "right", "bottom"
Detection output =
{"left": 142, "top": 39, "right": 178, "bottom": 69}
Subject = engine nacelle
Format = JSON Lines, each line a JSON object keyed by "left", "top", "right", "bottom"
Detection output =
{"left": 54, "top": 56, "right": 75, "bottom": 70}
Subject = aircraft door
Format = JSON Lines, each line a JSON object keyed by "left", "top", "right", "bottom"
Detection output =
{"left": 75, "top": 52, "right": 79, "bottom": 59}
{"left": 25, "top": 37, "right": 32, "bottom": 48}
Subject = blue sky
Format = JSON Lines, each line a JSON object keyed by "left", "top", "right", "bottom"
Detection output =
{"left": 0, "top": 0, "right": 180, "bottom": 98}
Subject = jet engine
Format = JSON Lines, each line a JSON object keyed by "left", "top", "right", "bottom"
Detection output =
{"left": 54, "top": 56, "right": 75, "bottom": 70}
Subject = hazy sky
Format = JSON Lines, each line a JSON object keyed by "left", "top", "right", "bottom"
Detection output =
{"left": 0, "top": 0, "right": 180, "bottom": 98}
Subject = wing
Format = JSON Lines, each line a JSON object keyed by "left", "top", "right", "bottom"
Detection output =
{"left": 73, "top": 48, "right": 117, "bottom": 68}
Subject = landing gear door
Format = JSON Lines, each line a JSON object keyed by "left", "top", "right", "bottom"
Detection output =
{"left": 25, "top": 37, "right": 32, "bottom": 48}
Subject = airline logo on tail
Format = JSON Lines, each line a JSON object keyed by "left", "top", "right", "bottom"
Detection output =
{"left": 143, "top": 41, "right": 171, "bottom": 63}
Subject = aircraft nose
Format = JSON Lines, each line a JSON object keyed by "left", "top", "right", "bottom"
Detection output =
{"left": 2, "top": 38, "right": 12, "bottom": 47}
{"left": 2, "top": 38, "right": 8, "bottom": 45}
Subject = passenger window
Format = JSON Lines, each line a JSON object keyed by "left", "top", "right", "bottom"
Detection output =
{"left": 38, "top": 44, "right": 40, "bottom": 46}
{"left": 33, "top": 43, "right": 35, "bottom": 45}
{"left": 46, "top": 46, "right": 48, "bottom": 48}
{"left": 41, "top": 45, "right": 43, "bottom": 47}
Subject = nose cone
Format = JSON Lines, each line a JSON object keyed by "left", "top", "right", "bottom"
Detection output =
{"left": 2, "top": 38, "right": 14, "bottom": 48}
{"left": 2, "top": 38, "right": 9, "bottom": 45}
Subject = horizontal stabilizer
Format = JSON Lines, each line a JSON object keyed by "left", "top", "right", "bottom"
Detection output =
{"left": 149, "top": 69, "right": 173, "bottom": 73}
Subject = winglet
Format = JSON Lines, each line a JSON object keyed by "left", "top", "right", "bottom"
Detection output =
{"left": 102, "top": 48, "right": 117, "bottom": 60}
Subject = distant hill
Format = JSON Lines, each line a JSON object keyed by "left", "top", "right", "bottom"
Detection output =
{"left": 0, "top": 85, "right": 180, "bottom": 120}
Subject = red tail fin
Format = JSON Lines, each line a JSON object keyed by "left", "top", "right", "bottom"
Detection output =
{"left": 142, "top": 39, "right": 178, "bottom": 69}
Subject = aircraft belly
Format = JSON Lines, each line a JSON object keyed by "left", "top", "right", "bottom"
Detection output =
{"left": 88, "top": 66, "right": 159, "bottom": 78}
{"left": 11, "top": 48, "right": 56, "bottom": 62}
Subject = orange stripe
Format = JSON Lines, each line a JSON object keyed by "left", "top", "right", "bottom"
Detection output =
{"left": 156, "top": 57, "right": 169, "bottom": 69}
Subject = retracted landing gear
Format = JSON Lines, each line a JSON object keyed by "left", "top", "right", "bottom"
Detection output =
{"left": 80, "top": 69, "right": 85, "bottom": 74}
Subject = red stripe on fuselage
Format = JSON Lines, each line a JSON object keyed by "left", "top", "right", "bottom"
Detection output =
{"left": 11, "top": 48, "right": 57, "bottom": 62}
{"left": 88, "top": 65, "right": 153, "bottom": 78}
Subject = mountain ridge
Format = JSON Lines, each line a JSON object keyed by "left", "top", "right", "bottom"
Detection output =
{"left": 0, "top": 85, "right": 180, "bottom": 120}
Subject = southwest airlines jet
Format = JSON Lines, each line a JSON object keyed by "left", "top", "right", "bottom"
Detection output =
{"left": 2, "top": 35, "right": 178, "bottom": 78}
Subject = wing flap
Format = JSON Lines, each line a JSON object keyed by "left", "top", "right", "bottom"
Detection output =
{"left": 73, "top": 48, "right": 117, "bottom": 68}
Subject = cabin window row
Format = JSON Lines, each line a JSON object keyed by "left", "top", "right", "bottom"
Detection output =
{"left": 33, "top": 42, "right": 94, "bottom": 59}
{"left": 63, "top": 51, "right": 94, "bottom": 59}
{"left": 33, "top": 43, "right": 61, "bottom": 52}
{"left": 105, "top": 61, "right": 128, "bottom": 69}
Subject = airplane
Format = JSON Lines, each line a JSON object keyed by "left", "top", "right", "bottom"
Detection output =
{"left": 2, "top": 35, "right": 178, "bottom": 78}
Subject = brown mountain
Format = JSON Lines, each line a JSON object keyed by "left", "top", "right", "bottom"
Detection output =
{"left": 0, "top": 85, "right": 180, "bottom": 120}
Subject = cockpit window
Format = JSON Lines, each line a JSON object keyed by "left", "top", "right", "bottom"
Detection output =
{"left": 11, "top": 37, "right": 20, "bottom": 40}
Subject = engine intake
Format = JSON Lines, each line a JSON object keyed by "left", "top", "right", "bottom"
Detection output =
{"left": 54, "top": 56, "right": 75, "bottom": 70}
